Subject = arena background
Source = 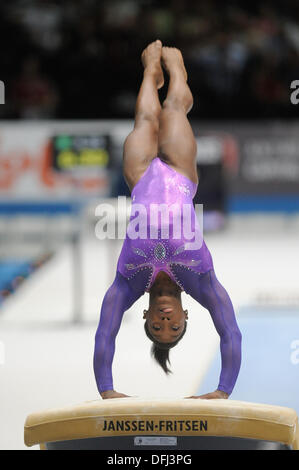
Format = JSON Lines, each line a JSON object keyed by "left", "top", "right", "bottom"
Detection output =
{"left": 0, "top": 0, "right": 298, "bottom": 449}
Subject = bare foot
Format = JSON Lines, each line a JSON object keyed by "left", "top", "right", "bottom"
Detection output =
{"left": 161, "top": 47, "right": 188, "bottom": 81}
{"left": 141, "top": 39, "right": 164, "bottom": 89}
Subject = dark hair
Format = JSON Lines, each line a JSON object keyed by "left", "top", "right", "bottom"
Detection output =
{"left": 144, "top": 320, "right": 187, "bottom": 375}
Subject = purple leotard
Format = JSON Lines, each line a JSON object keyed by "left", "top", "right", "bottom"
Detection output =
{"left": 94, "top": 157, "right": 242, "bottom": 395}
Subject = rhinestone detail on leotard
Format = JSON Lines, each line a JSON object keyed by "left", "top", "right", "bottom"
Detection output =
{"left": 154, "top": 242, "right": 166, "bottom": 260}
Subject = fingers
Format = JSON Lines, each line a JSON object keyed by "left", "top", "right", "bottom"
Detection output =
{"left": 184, "top": 394, "right": 218, "bottom": 399}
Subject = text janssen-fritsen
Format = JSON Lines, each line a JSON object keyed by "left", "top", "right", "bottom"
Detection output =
{"left": 102, "top": 420, "right": 208, "bottom": 432}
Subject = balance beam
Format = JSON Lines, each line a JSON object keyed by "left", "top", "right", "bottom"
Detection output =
{"left": 24, "top": 398, "right": 299, "bottom": 450}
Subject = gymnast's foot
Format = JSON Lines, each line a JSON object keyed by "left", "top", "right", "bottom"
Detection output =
{"left": 161, "top": 46, "right": 193, "bottom": 113}
{"left": 161, "top": 46, "right": 188, "bottom": 82}
{"left": 141, "top": 39, "right": 164, "bottom": 89}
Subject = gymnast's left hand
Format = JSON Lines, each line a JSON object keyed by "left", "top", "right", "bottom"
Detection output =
{"left": 100, "top": 390, "right": 132, "bottom": 399}
{"left": 184, "top": 390, "right": 229, "bottom": 399}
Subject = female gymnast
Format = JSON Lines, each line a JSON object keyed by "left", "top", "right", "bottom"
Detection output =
{"left": 94, "top": 40, "right": 242, "bottom": 400}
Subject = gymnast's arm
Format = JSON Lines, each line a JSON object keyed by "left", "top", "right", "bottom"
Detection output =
{"left": 93, "top": 271, "right": 143, "bottom": 399}
{"left": 185, "top": 269, "right": 242, "bottom": 398}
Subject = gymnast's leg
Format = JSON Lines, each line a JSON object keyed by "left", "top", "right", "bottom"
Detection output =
{"left": 158, "top": 47, "right": 198, "bottom": 184}
{"left": 123, "top": 40, "right": 164, "bottom": 192}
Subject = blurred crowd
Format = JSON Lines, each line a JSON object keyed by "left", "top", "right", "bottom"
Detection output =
{"left": 1, "top": 0, "right": 299, "bottom": 120}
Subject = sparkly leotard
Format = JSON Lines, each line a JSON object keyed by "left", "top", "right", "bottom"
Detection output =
{"left": 117, "top": 157, "right": 213, "bottom": 291}
{"left": 94, "top": 157, "right": 242, "bottom": 395}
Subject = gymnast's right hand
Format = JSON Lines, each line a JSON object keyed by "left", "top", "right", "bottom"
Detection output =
{"left": 100, "top": 390, "right": 131, "bottom": 399}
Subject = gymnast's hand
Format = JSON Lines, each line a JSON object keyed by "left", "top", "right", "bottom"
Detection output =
{"left": 100, "top": 390, "right": 132, "bottom": 399}
{"left": 184, "top": 390, "right": 229, "bottom": 400}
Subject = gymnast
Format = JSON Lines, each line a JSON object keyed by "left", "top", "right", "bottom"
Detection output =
{"left": 94, "top": 40, "right": 242, "bottom": 400}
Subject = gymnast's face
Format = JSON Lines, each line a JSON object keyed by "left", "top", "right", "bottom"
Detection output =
{"left": 143, "top": 299, "right": 188, "bottom": 343}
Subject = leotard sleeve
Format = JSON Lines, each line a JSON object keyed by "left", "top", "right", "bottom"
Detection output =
{"left": 93, "top": 270, "right": 148, "bottom": 394}
{"left": 171, "top": 265, "right": 242, "bottom": 395}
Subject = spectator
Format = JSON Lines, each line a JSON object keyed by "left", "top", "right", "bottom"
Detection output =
{"left": 2, "top": 0, "right": 299, "bottom": 120}
{"left": 11, "top": 56, "right": 58, "bottom": 119}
